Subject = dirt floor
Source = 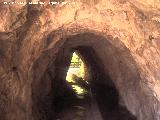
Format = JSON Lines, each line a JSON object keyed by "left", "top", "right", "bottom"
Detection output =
{"left": 54, "top": 87, "right": 136, "bottom": 120}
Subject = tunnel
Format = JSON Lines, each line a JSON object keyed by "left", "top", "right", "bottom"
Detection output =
{"left": 0, "top": 0, "right": 160, "bottom": 119}
{"left": 30, "top": 32, "right": 143, "bottom": 120}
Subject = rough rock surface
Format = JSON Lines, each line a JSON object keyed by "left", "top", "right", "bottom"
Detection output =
{"left": 0, "top": 0, "right": 160, "bottom": 120}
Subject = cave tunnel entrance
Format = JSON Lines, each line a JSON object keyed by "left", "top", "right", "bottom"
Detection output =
{"left": 66, "top": 52, "right": 86, "bottom": 95}
{"left": 53, "top": 46, "right": 137, "bottom": 120}
{"left": 32, "top": 32, "right": 139, "bottom": 120}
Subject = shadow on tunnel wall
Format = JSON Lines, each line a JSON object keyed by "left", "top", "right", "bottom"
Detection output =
{"left": 74, "top": 46, "right": 137, "bottom": 120}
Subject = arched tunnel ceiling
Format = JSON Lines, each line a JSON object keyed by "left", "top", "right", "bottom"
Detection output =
{"left": 30, "top": 31, "right": 158, "bottom": 120}
{"left": 0, "top": 0, "right": 160, "bottom": 120}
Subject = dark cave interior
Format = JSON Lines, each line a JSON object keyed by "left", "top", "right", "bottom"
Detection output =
{"left": 31, "top": 33, "right": 138, "bottom": 120}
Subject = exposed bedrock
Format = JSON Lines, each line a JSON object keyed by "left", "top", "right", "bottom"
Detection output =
{"left": 0, "top": 0, "right": 160, "bottom": 120}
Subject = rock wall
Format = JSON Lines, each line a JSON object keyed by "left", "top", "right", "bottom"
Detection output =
{"left": 0, "top": 0, "right": 160, "bottom": 120}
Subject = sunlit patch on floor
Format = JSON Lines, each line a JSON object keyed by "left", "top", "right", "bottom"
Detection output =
{"left": 72, "top": 85, "right": 84, "bottom": 94}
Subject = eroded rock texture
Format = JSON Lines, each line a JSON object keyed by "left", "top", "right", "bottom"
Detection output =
{"left": 0, "top": 0, "right": 160, "bottom": 120}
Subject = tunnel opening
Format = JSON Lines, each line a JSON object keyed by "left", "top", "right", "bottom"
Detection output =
{"left": 66, "top": 52, "right": 87, "bottom": 95}
{"left": 52, "top": 46, "right": 137, "bottom": 120}
{"left": 31, "top": 32, "right": 139, "bottom": 120}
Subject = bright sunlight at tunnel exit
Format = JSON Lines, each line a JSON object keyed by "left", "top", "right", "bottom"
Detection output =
{"left": 66, "top": 52, "right": 87, "bottom": 95}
